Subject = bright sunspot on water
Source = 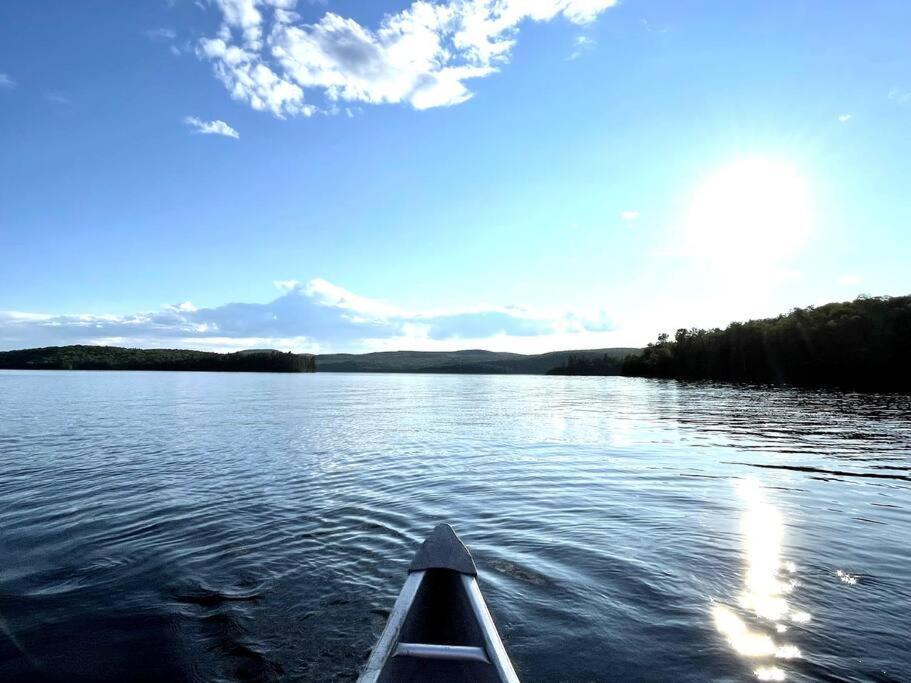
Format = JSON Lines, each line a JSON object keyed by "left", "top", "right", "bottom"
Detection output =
{"left": 712, "top": 479, "right": 810, "bottom": 681}
{"left": 686, "top": 158, "right": 813, "bottom": 263}
{"left": 738, "top": 479, "right": 791, "bottom": 621}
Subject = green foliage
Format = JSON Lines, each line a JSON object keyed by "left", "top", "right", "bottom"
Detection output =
{"left": 546, "top": 353, "right": 628, "bottom": 376}
{"left": 0, "top": 345, "right": 316, "bottom": 373}
{"left": 622, "top": 295, "right": 911, "bottom": 390}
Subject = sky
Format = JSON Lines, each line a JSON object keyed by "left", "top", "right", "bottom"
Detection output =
{"left": 1, "top": 0, "right": 910, "bottom": 354}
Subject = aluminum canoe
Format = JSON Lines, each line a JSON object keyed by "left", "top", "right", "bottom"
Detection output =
{"left": 358, "top": 524, "right": 519, "bottom": 682}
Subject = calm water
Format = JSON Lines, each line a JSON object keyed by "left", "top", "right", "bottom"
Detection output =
{"left": 0, "top": 371, "right": 909, "bottom": 682}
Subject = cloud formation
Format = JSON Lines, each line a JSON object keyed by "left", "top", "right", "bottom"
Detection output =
{"left": 567, "top": 34, "right": 594, "bottom": 61}
{"left": 0, "top": 278, "right": 615, "bottom": 353}
{"left": 198, "top": 0, "right": 618, "bottom": 117}
{"left": 184, "top": 116, "right": 240, "bottom": 138}
{"left": 0, "top": 73, "right": 16, "bottom": 89}
{"left": 888, "top": 87, "right": 911, "bottom": 105}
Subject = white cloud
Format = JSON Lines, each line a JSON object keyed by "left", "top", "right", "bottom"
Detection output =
{"left": 837, "top": 113, "right": 852, "bottom": 123}
{"left": 183, "top": 116, "right": 240, "bottom": 138}
{"left": 0, "top": 278, "right": 618, "bottom": 353}
{"left": 198, "top": 37, "right": 313, "bottom": 117}
{"left": 0, "top": 73, "right": 16, "bottom": 89}
{"left": 273, "top": 279, "right": 301, "bottom": 291}
{"left": 302, "top": 278, "right": 403, "bottom": 319}
{"left": 567, "top": 34, "right": 594, "bottom": 60}
{"left": 888, "top": 87, "right": 911, "bottom": 104}
{"left": 838, "top": 274, "right": 863, "bottom": 286}
{"left": 145, "top": 27, "right": 178, "bottom": 41}
{"left": 620, "top": 210, "right": 640, "bottom": 221}
{"left": 199, "top": 0, "right": 618, "bottom": 117}
{"left": 0, "top": 311, "right": 54, "bottom": 323}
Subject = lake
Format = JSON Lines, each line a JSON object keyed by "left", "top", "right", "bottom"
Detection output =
{"left": 0, "top": 371, "right": 908, "bottom": 682}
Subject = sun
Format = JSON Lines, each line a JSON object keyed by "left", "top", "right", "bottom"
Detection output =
{"left": 684, "top": 158, "right": 813, "bottom": 263}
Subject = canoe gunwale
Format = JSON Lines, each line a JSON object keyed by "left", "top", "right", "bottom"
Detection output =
{"left": 461, "top": 572, "right": 519, "bottom": 682}
{"left": 359, "top": 570, "right": 426, "bottom": 683}
{"left": 358, "top": 524, "right": 520, "bottom": 682}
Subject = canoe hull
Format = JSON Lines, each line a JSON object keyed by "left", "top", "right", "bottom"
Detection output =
{"left": 359, "top": 525, "right": 519, "bottom": 682}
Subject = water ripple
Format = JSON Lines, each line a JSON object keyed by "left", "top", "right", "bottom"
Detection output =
{"left": 0, "top": 371, "right": 908, "bottom": 682}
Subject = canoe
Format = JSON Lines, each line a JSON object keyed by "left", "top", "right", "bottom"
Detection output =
{"left": 359, "top": 524, "right": 520, "bottom": 682}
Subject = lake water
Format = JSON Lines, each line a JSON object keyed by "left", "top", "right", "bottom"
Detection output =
{"left": 0, "top": 371, "right": 908, "bottom": 682}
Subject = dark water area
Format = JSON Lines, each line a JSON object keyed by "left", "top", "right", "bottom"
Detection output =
{"left": 0, "top": 371, "right": 908, "bottom": 682}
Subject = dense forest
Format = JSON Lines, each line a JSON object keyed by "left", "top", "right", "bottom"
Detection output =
{"left": 0, "top": 346, "right": 316, "bottom": 373}
{"left": 621, "top": 295, "right": 911, "bottom": 390}
{"left": 546, "top": 353, "right": 627, "bottom": 376}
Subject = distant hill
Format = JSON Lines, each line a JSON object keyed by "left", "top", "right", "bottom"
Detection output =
{"left": 315, "top": 348, "right": 639, "bottom": 374}
{"left": 0, "top": 345, "right": 315, "bottom": 373}
{"left": 0, "top": 345, "right": 638, "bottom": 376}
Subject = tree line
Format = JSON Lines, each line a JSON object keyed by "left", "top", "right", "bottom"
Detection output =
{"left": 547, "top": 353, "right": 626, "bottom": 376}
{"left": 0, "top": 345, "right": 316, "bottom": 373}
{"left": 621, "top": 295, "right": 910, "bottom": 390}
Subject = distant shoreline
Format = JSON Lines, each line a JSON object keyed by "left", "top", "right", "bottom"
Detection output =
{"left": 0, "top": 345, "right": 636, "bottom": 376}
{"left": 3, "top": 294, "right": 908, "bottom": 389}
{"left": 314, "top": 348, "right": 637, "bottom": 375}
{"left": 0, "top": 346, "right": 315, "bottom": 373}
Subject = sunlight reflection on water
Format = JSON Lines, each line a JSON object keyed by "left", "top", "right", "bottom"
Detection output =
{"left": 713, "top": 479, "right": 810, "bottom": 681}
{"left": 1, "top": 373, "right": 908, "bottom": 681}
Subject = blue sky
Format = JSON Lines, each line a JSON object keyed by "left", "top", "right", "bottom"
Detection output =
{"left": 1, "top": 0, "right": 910, "bottom": 353}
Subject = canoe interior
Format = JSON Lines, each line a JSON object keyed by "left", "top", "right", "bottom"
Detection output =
{"left": 377, "top": 569, "right": 503, "bottom": 682}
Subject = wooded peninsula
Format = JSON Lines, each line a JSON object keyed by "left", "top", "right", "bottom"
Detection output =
{"left": 619, "top": 294, "right": 909, "bottom": 390}
{"left": 0, "top": 346, "right": 316, "bottom": 373}
{"left": 548, "top": 295, "right": 910, "bottom": 390}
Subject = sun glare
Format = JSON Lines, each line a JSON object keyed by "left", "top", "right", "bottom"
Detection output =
{"left": 711, "top": 480, "right": 810, "bottom": 681}
{"left": 685, "top": 158, "right": 813, "bottom": 263}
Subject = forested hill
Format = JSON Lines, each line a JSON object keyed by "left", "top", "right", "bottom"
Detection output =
{"left": 0, "top": 346, "right": 637, "bottom": 375}
{"left": 315, "top": 348, "right": 638, "bottom": 374}
{"left": 622, "top": 295, "right": 911, "bottom": 390}
{"left": 0, "top": 346, "right": 315, "bottom": 373}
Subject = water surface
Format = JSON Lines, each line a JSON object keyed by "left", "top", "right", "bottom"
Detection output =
{"left": 0, "top": 371, "right": 908, "bottom": 682}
